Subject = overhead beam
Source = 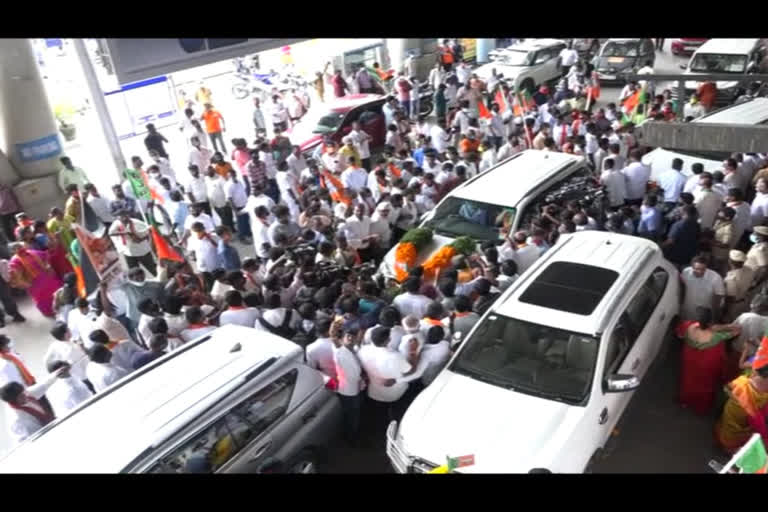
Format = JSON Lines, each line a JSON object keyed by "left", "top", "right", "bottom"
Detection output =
{"left": 636, "top": 121, "right": 768, "bottom": 153}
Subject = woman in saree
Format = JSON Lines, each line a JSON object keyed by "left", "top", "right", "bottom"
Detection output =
{"left": 7, "top": 241, "right": 63, "bottom": 317}
{"left": 715, "top": 337, "right": 768, "bottom": 454}
{"left": 677, "top": 307, "right": 741, "bottom": 415}
{"left": 46, "top": 207, "right": 76, "bottom": 261}
{"left": 32, "top": 220, "right": 74, "bottom": 279}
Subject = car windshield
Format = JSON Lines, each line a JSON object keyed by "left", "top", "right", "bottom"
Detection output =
{"left": 423, "top": 196, "right": 513, "bottom": 241}
{"left": 311, "top": 111, "right": 346, "bottom": 134}
{"left": 689, "top": 53, "right": 747, "bottom": 73}
{"left": 602, "top": 42, "right": 639, "bottom": 57}
{"left": 492, "top": 49, "right": 532, "bottom": 67}
{"left": 451, "top": 314, "right": 599, "bottom": 404}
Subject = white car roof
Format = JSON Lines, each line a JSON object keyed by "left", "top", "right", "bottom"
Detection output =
{"left": 493, "top": 232, "right": 661, "bottom": 334}
{"left": 509, "top": 39, "right": 566, "bottom": 52}
{"left": 694, "top": 38, "right": 761, "bottom": 56}
{"left": 0, "top": 325, "right": 303, "bottom": 474}
{"left": 451, "top": 150, "right": 584, "bottom": 209}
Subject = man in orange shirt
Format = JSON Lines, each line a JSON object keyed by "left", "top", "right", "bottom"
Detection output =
{"left": 697, "top": 81, "right": 717, "bottom": 113}
{"left": 200, "top": 103, "right": 227, "bottom": 154}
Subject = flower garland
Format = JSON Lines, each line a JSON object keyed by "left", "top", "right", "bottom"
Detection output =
{"left": 393, "top": 228, "right": 433, "bottom": 282}
{"left": 422, "top": 236, "right": 476, "bottom": 281}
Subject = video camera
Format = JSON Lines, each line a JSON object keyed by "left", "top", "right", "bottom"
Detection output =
{"left": 284, "top": 243, "right": 317, "bottom": 265}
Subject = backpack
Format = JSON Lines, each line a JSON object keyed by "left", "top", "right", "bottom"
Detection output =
{"left": 259, "top": 309, "right": 296, "bottom": 339}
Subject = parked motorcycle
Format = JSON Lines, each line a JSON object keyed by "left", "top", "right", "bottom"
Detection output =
{"left": 417, "top": 82, "right": 434, "bottom": 117}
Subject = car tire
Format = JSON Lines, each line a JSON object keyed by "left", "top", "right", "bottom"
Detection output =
{"left": 521, "top": 79, "right": 535, "bottom": 94}
{"left": 288, "top": 449, "right": 319, "bottom": 474}
{"left": 231, "top": 82, "right": 249, "bottom": 100}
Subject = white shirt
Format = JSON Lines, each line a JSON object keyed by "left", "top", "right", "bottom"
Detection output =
{"left": 43, "top": 340, "right": 88, "bottom": 381}
{"left": 46, "top": 376, "right": 92, "bottom": 417}
{"left": 729, "top": 201, "right": 752, "bottom": 242}
{"left": 733, "top": 312, "right": 768, "bottom": 353}
{"left": 341, "top": 167, "right": 368, "bottom": 193}
{"left": 398, "top": 331, "right": 425, "bottom": 358}
{"left": 680, "top": 267, "right": 725, "bottom": 321}
{"left": 559, "top": 48, "right": 579, "bottom": 67}
{"left": 109, "top": 340, "right": 142, "bottom": 373}
{"left": 225, "top": 179, "right": 248, "bottom": 209}
{"left": 363, "top": 325, "right": 405, "bottom": 351}
{"left": 422, "top": 158, "right": 442, "bottom": 177}
{"left": 205, "top": 175, "right": 227, "bottom": 209}
{"left": 188, "top": 147, "right": 214, "bottom": 177}
{"left": 598, "top": 169, "right": 625, "bottom": 208}
{"left": 751, "top": 192, "right": 768, "bottom": 226}
{"left": 213, "top": 281, "right": 236, "bottom": 304}
{"left": 658, "top": 169, "right": 687, "bottom": 203}
{"left": 219, "top": 307, "right": 261, "bottom": 328}
{"left": 340, "top": 215, "right": 372, "bottom": 250}
{"left": 186, "top": 176, "right": 208, "bottom": 203}
{"left": 479, "top": 149, "right": 498, "bottom": 174}
{"left": 188, "top": 233, "right": 220, "bottom": 272}
{"left": 306, "top": 337, "right": 337, "bottom": 380}
{"left": 393, "top": 292, "right": 432, "bottom": 319}
{"left": 285, "top": 153, "right": 308, "bottom": 179}
{"left": 430, "top": 125, "right": 449, "bottom": 154}
{"left": 87, "top": 195, "right": 115, "bottom": 223}
{"left": 348, "top": 129, "right": 371, "bottom": 160}
{"left": 333, "top": 345, "right": 362, "bottom": 397}
{"left": 108, "top": 219, "right": 152, "bottom": 257}
{"left": 252, "top": 219, "right": 271, "bottom": 259}
{"left": 254, "top": 308, "right": 302, "bottom": 333}
{"left": 683, "top": 174, "right": 703, "bottom": 195}
{"left": 179, "top": 325, "right": 216, "bottom": 343}
{"left": 357, "top": 344, "right": 412, "bottom": 403}
{"left": 622, "top": 161, "right": 651, "bottom": 200}
{"left": 418, "top": 341, "right": 452, "bottom": 386}
{"left": 86, "top": 362, "right": 129, "bottom": 393}
{"left": 452, "top": 109, "right": 473, "bottom": 136}
{"left": 184, "top": 213, "right": 215, "bottom": 237}
{"left": 694, "top": 188, "right": 724, "bottom": 230}
{"left": 500, "top": 242, "right": 540, "bottom": 274}
{"left": 260, "top": 151, "right": 278, "bottom": 179}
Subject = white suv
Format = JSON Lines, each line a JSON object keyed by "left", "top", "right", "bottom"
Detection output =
{"left": 474, "top": 39, "right": 567, "bottom": 93}
{"left": 387, "top": 232, "right": 680, "bottom": 473}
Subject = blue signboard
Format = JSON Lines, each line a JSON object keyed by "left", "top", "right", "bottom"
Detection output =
{"left": 15, "top": 134, "right": 63, "bottom": 162}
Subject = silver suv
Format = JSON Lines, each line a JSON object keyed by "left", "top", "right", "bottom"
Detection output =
{"left": 0, "top": 325, "right": 342, "bottom": 474}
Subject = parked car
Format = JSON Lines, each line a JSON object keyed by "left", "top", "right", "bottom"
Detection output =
{"left": 674, "top": 38, "right": 767, "bottom": 107}
{"left": 474, "top": 39, "right": 567, "bottom": 93}
{"left": 386, "top": 231, "right": 680, "bottom": 473}
{"left": 288, "top": 93, "right": 386, "bottom": 156}
{"left": 570, "top": 38, "right": 607, "bottom": 58}
{"left": 377, "top": 151, "right": 594, "bottom": 280}
{"left": 670, "top": 38, "right": 708, "bottom": 56}
{"left": 644, "top": 97, "right": 768, "bottom": 182}
{"left": 593, "top": 38, "right": 656, "bottom": 84}
{"left": 0, "top": 325, "right": 342, "bottom": 473}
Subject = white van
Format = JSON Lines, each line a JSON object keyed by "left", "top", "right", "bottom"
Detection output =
{"left": 0, "top": 325, "right": 341, "bottom": 473}
{"left": 378, "top": 151, "right": 595, "bottom": 279}
{"left": 678, "top": 38, "right": 766, "bottom": 106}
{"left": 386, "top": 232, "right": 680, "bottom": 473}
{"left": 643, "top": 97, "right": 768, "bottom": 182}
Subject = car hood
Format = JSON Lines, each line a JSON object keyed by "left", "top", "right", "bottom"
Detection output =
{"left": 474, "top": 62, "right": 525, "bottom": 83}
{"left": 643, "top": 147, "right": 724, "bottom": 183}
{"left": 378, "top": 232, "right": 456, "bottom": 279}
{"left": 288, "top": 120, "right": 325, "bottom": 152}
{"left": 398, "top": 370, "right": 585, "bottom": 473}
{"left": 596, "top": 56, "right": 638, "bottom": 71}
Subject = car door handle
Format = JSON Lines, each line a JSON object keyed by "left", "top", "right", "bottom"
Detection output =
{"left": 598, "top": 408, "right": 609, "bottom": 425}
{"left": 249, "top": 440, "right": 273, "bottom": 461}
{"left": 631, "top": 358, "right": 641, "bottom": 371}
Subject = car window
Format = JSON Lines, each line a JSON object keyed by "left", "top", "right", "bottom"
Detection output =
{"left": 518, "top": 166, "right": 594, "bottom": 230}
{"left": 534, "top": 49, "right": 554, "bottom": 65}
{"left": 603, "top": 320, "right": 632, "bottom": 378}
{"left": 623, "top": 272, "right": 666, "bottom": 339}
{"left": 648, "top": 267, "right": 669, "bottom": 300}
{"left": 147, "top": 370, "right": 297, "bottom": 474}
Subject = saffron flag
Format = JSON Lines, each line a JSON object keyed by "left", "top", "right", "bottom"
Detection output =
{"left": 494, "top": 89, "right": 507, "bottom": 113}
{"left": 722, "top": 434, "right": 768, "bottom": 474}
{"left": 477, "top": 100, "right": 492, "bottom": 120}
{"left": 388, "top": 162, "right": 402, "bottom": 179}
{"left": 622, "top": 89, "right": 641, "bottom": 114}
{"left": 150, "top": 226, "right": 184, "bottom": 263}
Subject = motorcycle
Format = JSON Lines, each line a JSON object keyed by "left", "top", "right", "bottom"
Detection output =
{"left": 417, "top": 82, "right": 434, "bottom": 117}
{"left": 231, "top": 70, "right": 282, "bottom": 102}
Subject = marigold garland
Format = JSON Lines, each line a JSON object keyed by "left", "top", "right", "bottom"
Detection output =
{"left": 394, "top": 242, "right": 418, "bottom": 282}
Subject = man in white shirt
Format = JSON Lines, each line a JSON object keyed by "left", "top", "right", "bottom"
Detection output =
{"left": 88, "top": 329, "right": 140, "bottom": 374}
{"left": 44, "top": 360, "right": 92, "bottom": 417}
{"left": 0, "top": 372, "right": 62, "bottom": 447}
{"left": 250, "top": 205, "right": 272, "bottom": 260}
{"left": 306, "top": 318, "right": 336, "bottom": 380}
{"left": 219, "top": 291, "right": 260, "bottom": 328}
{"left": 85, "top": 344, "right": 129, "bottom": 393}
{"left": 188, "top": 222, "right": 220, "bottom": 276}
{"left": 435, "top": 161, "right": 455, "bottom": 187}
{"left": 658, "top": 157, "right": 687, "bottom": 211}
{"left": 680, "top": 256, "right": 726, "bottom": 322}
{"left": 499, "top": 231, "right": 541, "bottom": 274}
{"left": 188, "top": 137, "right": 213, "bottom": 182}
{"left": 413, "top": 325, "right": 451, "bottom": 387}
{"left": 726, "top": 188, "right": 752, "bottom": 245}
{"left": 204, "top": 166, "right": 229, "bottom": 227}
{"left": 341, "top": 157, "right": 369, "bottom": 194}
{"left": 333, "top": 324, "right": 364, "bottom": 443}
{"left": 83, "top": 184, "right": 115, "bottom": 227}
{"left": 285, "top": 145, "right": 308, "bottom": 180}
{"left": 357, "top": 326, "right": 413, "bottom": 418}
{"left": 224, "top": 169, "right": 251, "bottom": 243}
{"left": 185, "top": 164, "right": 210, "bottom": 214}
{"left": 181, "top": 204, "right": 215, "bottom": 249}
{"left": 339, "top": 204, "right": 377, "bottom": 257}
{"left": 751, "top": 177, "right": 768, "bottom": 227}
{"left": 45, "top": 322, "right": 90, "bottom": 390}
{"left": 179, "top": 306, "right": 216, "bottom": 343}
{"left": 559, "top": 42, "right": 579, "bottom": 76}
{"left": 108, "top": 213, "right": 156, "bottom": 276}
{"left": 245, "top": 186, "right": 277, "bottom": 228}
{"left": 393, "top": 278, "right": 433, "bottom": 319}
{"left": 694, "top": 173, "right": 724, "bottom": 230}
{"left": 254, "top": 293, "right": 302, "bottom": 335}
{"left": 348, "top": 121, "right": 372, "bottom": 170}
{"left": 451, "top": 102, "right": 474, "bottom": 137}
{"left": 733, "top": 295, "right": 768, "bottom": 355}
{"left": 621, "top": 149, "right": 651, "bottom": 206}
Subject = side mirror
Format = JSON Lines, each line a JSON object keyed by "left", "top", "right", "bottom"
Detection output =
{"left": 605, "top": 374, "right": 640, "bottom": 393}
{"left": 679, "top": 63, "right": 687, "bottom": 70}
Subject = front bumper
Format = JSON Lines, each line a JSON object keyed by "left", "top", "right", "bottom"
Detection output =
{"left": 596, "top": 70, "right": 629, "bottom": 83}
{"left": 385, "top": 421, "right": 441, "bottom": 474}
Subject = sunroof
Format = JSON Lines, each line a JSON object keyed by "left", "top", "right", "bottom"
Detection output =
{"left": 519, "top": 262, "right": 619, "bottom": 316}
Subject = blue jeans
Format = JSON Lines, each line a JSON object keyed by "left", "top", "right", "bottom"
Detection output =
{"left": 399, "top": 100, "right": 410, "bottom": 117}
{"left": 235, "top": 211, "right": 251, "bottom": 241}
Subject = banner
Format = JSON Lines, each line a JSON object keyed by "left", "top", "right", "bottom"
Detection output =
{"left": 73, "top": 224, "right": 121, "bottom": 294}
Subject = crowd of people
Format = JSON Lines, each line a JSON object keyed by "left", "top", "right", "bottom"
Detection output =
{"left": 2, "top": 40, "right": 768, "bottom": 467}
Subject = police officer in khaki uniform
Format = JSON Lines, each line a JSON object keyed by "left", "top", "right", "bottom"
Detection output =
{"left": 724, "top": 250, "right": 755, "bottom": 322}
{"left": 746, "top": 226, "right": 768, "bottom": 289}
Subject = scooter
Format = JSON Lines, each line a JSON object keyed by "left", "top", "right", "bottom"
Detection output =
{"left": 231, "top": 69, "right": 283, "bottom": 102}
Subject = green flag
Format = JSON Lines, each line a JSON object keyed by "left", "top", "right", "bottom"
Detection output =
{"left": 123, "top": 168, "right": 151, "bottom": 201}
{"left": 735, "top": 435, "right": 768, "bottom": 473}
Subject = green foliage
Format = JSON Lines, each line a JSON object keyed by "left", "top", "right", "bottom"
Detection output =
{"left": 400, "top": 227, "right": 433, "bottom": 250}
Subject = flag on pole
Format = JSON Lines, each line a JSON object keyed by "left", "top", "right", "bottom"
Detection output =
{"left": 721, "top": 434, "right": 768, "bottom": 474}
{"left": 494, "top": 89, "right": 508, "bottom": 113}
{"left": 123, "top": 168, "right": 151, "bottom": 201}
{"left": 428, "top": 454, "right": 476, "bottom": 474}
{"left": 150, "top": 226, "right": 184, "bottom": 263}
{"left": 477, "top": 100, "right": 492, "bottom": 120}
{"left": 622, "top": 89, "right": 641, "bottom": 115}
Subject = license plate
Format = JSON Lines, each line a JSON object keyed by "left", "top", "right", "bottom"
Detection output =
{"left": 607, "top": 57, "right": 625, "bottom": 64}
{"left": 599, "top": 74, "right": 616, "bottom": 80}
{"left": 684, "top": 46, "right": 697, "bottom": 51}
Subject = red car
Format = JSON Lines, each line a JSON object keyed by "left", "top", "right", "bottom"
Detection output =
{"left": 671, "top": 38, "right": 708, "bottom": 56}
{"left": 288, "top": 93, "right": 387, "bottom": 156}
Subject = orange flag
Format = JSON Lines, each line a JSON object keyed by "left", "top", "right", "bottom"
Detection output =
{"left": 494, "top": 89, "right": 507, "bottom": 113}
{"left": 150, "top": 226, "right": 184, "bottom": 263}
{"left": 388, "top": 162, "right": 402, "bottom": 179}
{"left": 73, "top": 264, "right": 86, "bottom": 298}
{"left": 477, "top": 100, "right": 492, "bottom": 120}
{"left": 622, "top": 89, "right": 641, "bottom": 114}
{"left": 320, "top": 170, "right": 351, "bottom": 205}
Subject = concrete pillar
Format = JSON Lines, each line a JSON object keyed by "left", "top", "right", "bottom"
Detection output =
{"left": 476, "top": 39, "right": 495, "bottom": 64}
{"left": 385, "top": 39, "right": 438, "bottom": 81}
{"left": 0, "top": 39, "right": 62, "bottom": 179}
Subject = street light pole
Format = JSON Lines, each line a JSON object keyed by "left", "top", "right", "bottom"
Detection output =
{"left": 72, "top": 38, "right": 125, "bottom": 181}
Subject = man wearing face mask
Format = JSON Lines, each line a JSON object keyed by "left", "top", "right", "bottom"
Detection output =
{"left": 108, "top": 212, "right": 156, "bottom": 277}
